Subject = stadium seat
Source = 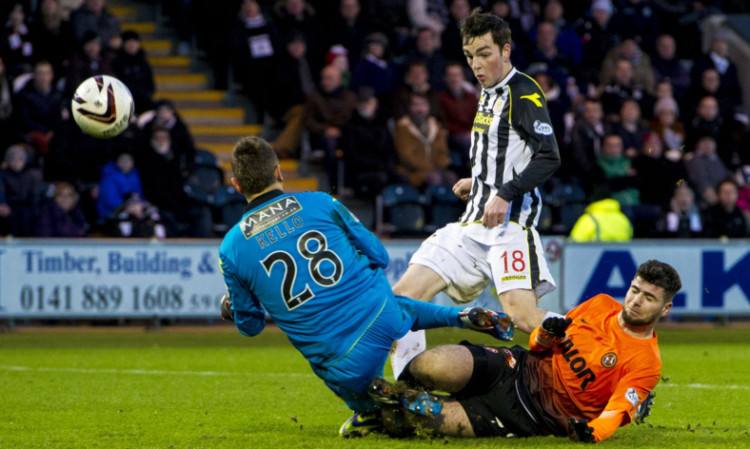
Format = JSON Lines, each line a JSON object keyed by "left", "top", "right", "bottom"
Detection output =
{"left": 184, "top": 149, "right": 224, "bottom": 205}
{"left": 213, "top": 184, "right": 247, "bottom": 234}
{"left": 424, "top": 185, "right": 463, "bottom": 231}
{"left": 549, "top": 182, "right": 588, "bottom": 233}
{"left": 375, "top": 184, "right": 426, "bottom": 237}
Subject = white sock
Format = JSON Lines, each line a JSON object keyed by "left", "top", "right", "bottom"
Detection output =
{"left": 390, "top": 330, "right": 426, "bottom": 380}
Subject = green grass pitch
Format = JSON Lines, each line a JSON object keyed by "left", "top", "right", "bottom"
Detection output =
{"left": 1, "top": 325, "right": 749, "bottom": 448}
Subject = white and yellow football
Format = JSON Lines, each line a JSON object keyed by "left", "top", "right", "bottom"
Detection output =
{"left": 71, "top": 75, "right": 134, "bottom": 138}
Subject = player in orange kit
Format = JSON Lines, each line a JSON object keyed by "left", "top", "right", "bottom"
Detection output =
{"left": 367, "top": 260, "right": 681, "bottom": 443}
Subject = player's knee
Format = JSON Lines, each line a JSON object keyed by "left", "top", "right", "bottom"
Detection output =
{"left": 403, "top": 346, "right": 472, "bottom": 392}
{"left": 401, "top": 352, "right": 436, "bottom": 389}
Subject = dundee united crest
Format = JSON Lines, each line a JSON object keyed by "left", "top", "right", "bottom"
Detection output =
{"left": 601, "top": 352, "right": 618, "bottom": 369}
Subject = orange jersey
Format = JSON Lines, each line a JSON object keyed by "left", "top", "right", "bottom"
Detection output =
{"left": 526, "top": 294, "right": 661, "bottom": 442}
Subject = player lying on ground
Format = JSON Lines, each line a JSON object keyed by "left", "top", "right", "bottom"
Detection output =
{"left": 218, "top": 136, "right": 514, "bottom": 425}
{"left": 356, "top": 260, "right": 679, "bottom": 442}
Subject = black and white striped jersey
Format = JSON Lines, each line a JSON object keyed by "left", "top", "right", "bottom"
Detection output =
{"left": 460, "top": 67, "right": 561, "bottom": 231}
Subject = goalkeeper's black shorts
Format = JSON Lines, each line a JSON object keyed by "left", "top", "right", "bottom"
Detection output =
{"left": 454, "top": 342, "right": 564, "bottom": 438}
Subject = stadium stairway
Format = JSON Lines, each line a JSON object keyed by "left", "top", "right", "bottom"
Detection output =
{"left": 109, "top": 1, "right": 319, "bottom": 193}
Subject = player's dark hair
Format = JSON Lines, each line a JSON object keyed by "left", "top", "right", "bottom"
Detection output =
{"left": 460, "top": 8, "right": 511, "bottom": 50}
{"left": 636, "top": 260, "right": 682, "bottom": 302}
{"left": 231, "top": 136, "right": 278, "bottom": 196}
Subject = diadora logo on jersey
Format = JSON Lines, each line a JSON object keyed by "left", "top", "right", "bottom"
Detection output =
{"left": 520, "top": 92, "right": 543, "bottom": 107}
{"left": 533, "top": 120, "right": 553, "bottom": 135}
{"left": 241, "top": 196, "right": 302, "bottom": 239}
{"left": 601, "top": 352, "right": 618, "bottom": 368}
{"left": 472, "top": 111, "right": 493, "bottom": 133}
{"left": 625, "top": 388, "right": 639, "bottom": 409}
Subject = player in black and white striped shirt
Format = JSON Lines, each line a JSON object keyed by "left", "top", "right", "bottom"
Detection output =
{"left": 391, "top": 8, "right": 563, "bottom": 377}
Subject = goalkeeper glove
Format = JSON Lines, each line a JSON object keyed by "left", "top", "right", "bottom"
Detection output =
{"left": 220, "top": 293, "right": 234, "bottom": 322}
{"left": 634, "top": 391, "right": 655, "bottom": 425}
{"left": 567, "top": 417, "right": 595, "bottom": 443}
{"left": 534, "top": 317, "right": 572, "bottom": 349}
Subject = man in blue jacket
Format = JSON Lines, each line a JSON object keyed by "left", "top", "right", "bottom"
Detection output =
{"left": 218, "top": 136, "right": 513, "bottom": 434}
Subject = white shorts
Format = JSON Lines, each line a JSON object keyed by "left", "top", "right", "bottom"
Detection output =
{"left": 409, "top": 222, "right": 556, "bottom": 304}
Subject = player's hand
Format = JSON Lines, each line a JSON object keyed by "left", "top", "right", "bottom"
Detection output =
{"left": 220, "top": 292, "right": 234, "bottom": 322}
{"left": 542, "top": 317, "right": 572, "bottom": 338}
{"left": 482, "top": 196, "right": 508, "bottom": 227}
{"left": 452, "top": 178, "right": 472, "bottom": 200}
{"left": 567, "top": 417, "right": 595, "bottom": 443}
{"left": 534, "top": 317, "right": 572, "bottom": 349}
{"left": 634, "top": 391, "right": 655, "bottom": 425}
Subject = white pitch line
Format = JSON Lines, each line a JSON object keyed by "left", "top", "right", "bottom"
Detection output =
{"left": 1, "top": 366, "right": 748, "bottom": 390}
{"left": 0, "top": 365, "right": 315, "bottom": 378}
{"left": 659, "top": 383, "right": 750, "bottom": 391}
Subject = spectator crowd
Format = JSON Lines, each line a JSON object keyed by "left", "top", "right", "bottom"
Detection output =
{"left": 1, "top": 0, "right": 749, "bottom": 239}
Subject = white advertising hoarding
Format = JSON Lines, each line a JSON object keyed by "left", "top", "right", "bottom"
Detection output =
{"left": 0, "top": 240, "right": 226, "bottom": 318}
{"left": 0, "top": 237, "right": 565, "bottom": 319}
{"left": 2, "top": 238, "right": 747, "bottom": 319}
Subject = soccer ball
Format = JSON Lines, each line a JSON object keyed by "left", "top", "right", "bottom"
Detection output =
{"left": 71, "top": 75, "right": 134, "bottom": 138}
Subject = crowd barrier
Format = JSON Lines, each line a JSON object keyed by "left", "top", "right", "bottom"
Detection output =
{"left": 1, "top": 238, "right": 748, "bottom": 320}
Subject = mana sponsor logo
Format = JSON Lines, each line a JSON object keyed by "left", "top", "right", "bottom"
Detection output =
{"left": 241, "top": 196, "right": 302, "bottom": 239}
{"left": 533, "top": 120, "right": 553, "bottom": 136}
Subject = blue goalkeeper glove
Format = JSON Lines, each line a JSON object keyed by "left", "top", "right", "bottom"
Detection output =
{"left": 567, "top": 417, "right": 595, "bottom": 443}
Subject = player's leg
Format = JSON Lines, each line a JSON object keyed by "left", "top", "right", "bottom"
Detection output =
{"left": 392, "top": 264, "right": 447, "bottom": 301}
{"left": 390, "top": 329, "right": 425, "bottom": 379}
{"left": 379, "top": 344, "right": 531, "bottom": 438}
{"left": 488, "top": 224, "right": 557, "bottom": 333}
{"left": 380, "top": 400, "right": 476, "bottom": 437}
{"left": 394, "top": 295, "right": 513, "bottom": 340}
{"left": 497, "top": 289, "right": 546, "bottom": 334}
{"left": 399, "top": 344, "right": 474, "bottom": 391}
{"left": 369, "top": 348, "right": 474, "bottom": 432}
{"left": 391, "top": 224, "right": 490, "bottom": 379}
{"left": 390, "top": 265, "right": 443, "bottom": 378}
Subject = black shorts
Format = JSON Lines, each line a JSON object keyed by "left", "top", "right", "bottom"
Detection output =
{"left": 455, "top": 343, "right": 549, "bottom": 438}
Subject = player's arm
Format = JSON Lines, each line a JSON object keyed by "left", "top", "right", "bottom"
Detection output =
{"left": 573, "top": 374, "right": 659, "bottom": 442}
{"left": 331, "top": 197, "right": 389, "bottom": 268}
{"left": 219, "top": 254, "right": 266, "bottom": 337}
{"left": 496, "top": 81, "right": 561, "bottom": 203}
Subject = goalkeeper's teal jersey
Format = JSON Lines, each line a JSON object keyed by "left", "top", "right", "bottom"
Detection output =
{"left": 219, "top": 189, "right": 407, "bottom": 367}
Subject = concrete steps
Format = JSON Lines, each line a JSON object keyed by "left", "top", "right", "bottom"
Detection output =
{"left": 112, "top": 0, "right": 319, "bottom": 191}
{"left": 189, "top": 124, "right": 262, "bottom": 143}
{"left": 140, "top": 39, "right": 172, "bottom": 56}
{"left": 154, "top": 73, "right": 209, "bottom": 91}
{"left": 153, "top": 90, "right": 226, "bottom": 109}
{"left": 121, "top": 21, "right": 156, "bottom": 38}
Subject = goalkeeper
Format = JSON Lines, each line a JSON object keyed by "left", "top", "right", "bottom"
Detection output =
{"left": 370, "top": 260, "right": 680, "bottom": 443}
{"left": 218, "top": 136, "right": 514, "bottom": 426}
